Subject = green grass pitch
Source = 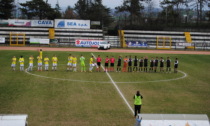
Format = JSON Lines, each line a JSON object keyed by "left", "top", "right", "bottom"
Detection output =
{"left": 0, "top": 50, "right": 209, "bottom": 126}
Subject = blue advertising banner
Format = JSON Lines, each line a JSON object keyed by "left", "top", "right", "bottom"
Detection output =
{"left": 55, "top": 19, "right": 90, "bottom": 29}
{"left": 126, "top": 41, "right": 148, "bottom": 47}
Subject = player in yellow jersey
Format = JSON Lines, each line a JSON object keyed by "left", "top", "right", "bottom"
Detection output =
{"left": 89, "top": 56, "right": 94, "bottom": 72}
{"left": 67, "top": 54, "right": 73, "bottom": 71}
{"left": 19, "top": 56, "right": 24, "bottom": 71}
{"left": 52, "top": 55, "right": 58, "bottom": 71}
{"left": 39, "top": 49, "right": 43, "bottom": 59}
{"left": 44, "top": 56, "right": 49, "bottom": 71}
{"left": 28, "top": 55, "right": 34, "bottom": 71}
{"left": 72, "top": 55, "right": 77, "bottom": 72}
{"left": 37, "top": 55, "right": 42, "bottom": 71}
{"left": 11, "top": 56, "right": 16, "bottom": 71}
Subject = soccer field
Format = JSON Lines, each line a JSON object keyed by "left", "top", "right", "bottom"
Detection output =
{"left": 0, "top": 49, "right": 210, "bottom": 126}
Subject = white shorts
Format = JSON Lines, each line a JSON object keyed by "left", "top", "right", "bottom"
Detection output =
{"left": 11, "top": 64, "right": 16, "bottom": 67}
{"left": 45, "top": 64, "right": 49, "bottom": 67}
{"left": 20, "top": 64, "right": 24, "bottom": 67}
{"left": 67, "top": 63, "right": 72, "bottom": 66}
{"left": 72, "top": 64, "right": 77, "bottom": 67}
{"left": 38, "top": 63, "right": 42, "bottom": 66}
{"left": 53, "top": 63, "right": 57, "bottom": 67}
{"left": 29, "top": 63, "right": 33, "bottom": 67}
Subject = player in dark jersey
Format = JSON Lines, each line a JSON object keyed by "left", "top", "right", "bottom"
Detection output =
{"left": 104, "top": 56, "right": 109, "bottom": 72}
{"left": 116, "top": 56, "right": 122, "bottom": 72}
{"left": 160, "top": 57, "right": 164, "bottom": 72}
{"left": 110, "top": 56, "right": 115, "bottom": 72}
{"left": 133, "top": 56, "right": 138, "bottom": 72}
{"left": 174, "top": 58, "right": 179, "bottom": 73}
{"left": 166, "top": 57, "right": 171, "bottom": 73}
{"left": 128, "top": 56, "right": 132, "bottom": 72}
{"left": 154, "top": 57, "right": 159, "bottom": 72}
{"left": 139, "top": 57, "right": 144, "bottom": 72}
{"left": 144, "top": 56, "right": 148, "bottom": 72}
{"left": 96, "top": 55, "right": 102, "bottom": 72}
{"left": 149, "top": 57, "right": 154, "bottom": 72}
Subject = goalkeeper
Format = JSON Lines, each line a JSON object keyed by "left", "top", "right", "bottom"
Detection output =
{"left": 80, "top": 55, "right": 86, "bottom": 72}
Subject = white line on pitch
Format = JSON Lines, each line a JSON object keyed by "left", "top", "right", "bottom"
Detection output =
{"left": 24, "top": 66, "right": 110, "bottom": 83}
{"left": 91, "top": 53, "right": 134, "bottom": 115}
{"left": 116, "top": 70, "right": 187, "bottom": 84}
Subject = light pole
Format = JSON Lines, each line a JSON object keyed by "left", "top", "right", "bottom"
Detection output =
{"left": 15, "top": 0, "right": 19, "bottom": 19}
{"left": 165, "top": 7, "right": 168, "bottom": 26}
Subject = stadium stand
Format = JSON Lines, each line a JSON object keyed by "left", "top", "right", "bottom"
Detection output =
{"left": 104, "top": 36, "right": 120, "bottom": 48}
{"left": 0, "top": 27, "right": 103, "bottom": 47}
{"left": 123, "top": 30, "right": 210, "bottom": 50}
{"left": 0, "top": 27, "right": 210, "bottom": 50}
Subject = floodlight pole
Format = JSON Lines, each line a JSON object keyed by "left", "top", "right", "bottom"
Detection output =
{"left": 15, "top": 0, "right": 19, "bottom": 19}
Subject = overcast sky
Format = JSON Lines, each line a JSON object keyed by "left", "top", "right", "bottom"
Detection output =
{"left": 18, "top": 0, "right": 160, "bottom": 9}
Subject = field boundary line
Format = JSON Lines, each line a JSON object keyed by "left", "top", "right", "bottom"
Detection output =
{"left": 116, "top": 70, "right": 187, "bottom": 84}
{"left": 91, "top": 53, "right": 134, "bottom": 115}
{"left": 24, "top": 66, "right": 111, "bottom": 83}
{"left": 24, "top": 65, "right": 187, "bottom": 84}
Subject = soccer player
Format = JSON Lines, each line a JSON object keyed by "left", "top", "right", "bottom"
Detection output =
{"left": 37, "top": 55, "right": 42, "bottom": 71}
{"left": 174, "top": 58, "right": 179, "bottom": 73}
{"left": 122, "top": 56, "right": 128, "bottom": 72}
{"left": 72, "top": 55, "right": 77, "bottom": 72}
{"left": 89, "top": 56, "right": 94, "bottom": 72}
{"left": 128, "top": 56, "right": 132, "bottom": 72}
{"left": 160, "top": 57, "right": 164, "bottom": 72}
{"left": 80, "top": 55, "right": 86, "bottom": 72}
{"left": 19, "top": 56, "right": 24, "bottom": 71}
{"left": 96, "top": 55, "right": 102, "bottom": 72}
{"left": 133, "top": 56, "right": 138, "bottom": 72}
{"left": 116, "top": 56, "right": 122, "bottom": 72}
{"left": 104, "top": 56, "right": 109, "bottom": 72}
{"left": 139, "top": 57, "right": 144, "bottom": 72}
{"left": 28, "top": 55, "right": 34, "bottom": 71}
{"left": 67, "top": 54, "right": 73, "bottom": 71}
{"left": 149, "top": 57, "right": 154, "bottom": 72}
{"left": 154, "top": 57, "right": 159, "bottom": 72}
{"left": 44, "top": 56, "right": 49, "bottom": 71}
{"left": 166, "top": 57, "right": 171, "bottom": 73}
{"left": 39, "top": 49, "right": 43, "bottom": 59}
{"left": 110, "top": 56, "right": 115, "bottom": 72}
{"left": 52, "top": 55, "right": 58, "bottom": 71}
{"left": 11, "top": 56, "right": 16, "bottom": 71}
{"left": 143, "top": 56, "right": 148, "bottom": 72}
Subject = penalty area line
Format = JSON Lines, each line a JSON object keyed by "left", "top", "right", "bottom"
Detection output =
{"left": 91, "top": 53, "right": 134, "bottom": 115}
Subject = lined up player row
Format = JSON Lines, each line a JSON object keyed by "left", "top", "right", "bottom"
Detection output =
{"left": 11, "top": 55, "right": 179, "bottom": 73}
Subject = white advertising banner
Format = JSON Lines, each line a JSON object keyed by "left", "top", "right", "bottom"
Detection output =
{"left": 31, "top": 20, "right": 54, "bottom": 27}
{"left": 75, "top": 39, "right": 105, "bottom": 47}
{"left": 30, "top": 38, "right": 49, "bottom": 44}
{"left": 8, "top": 19, "right": 31, "bottom": 26}
{"left": 54, "top": 19, "right": 90, "bottom": 29}
{"left": 0, "top": 37, "right": 5, "bottom": 43}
